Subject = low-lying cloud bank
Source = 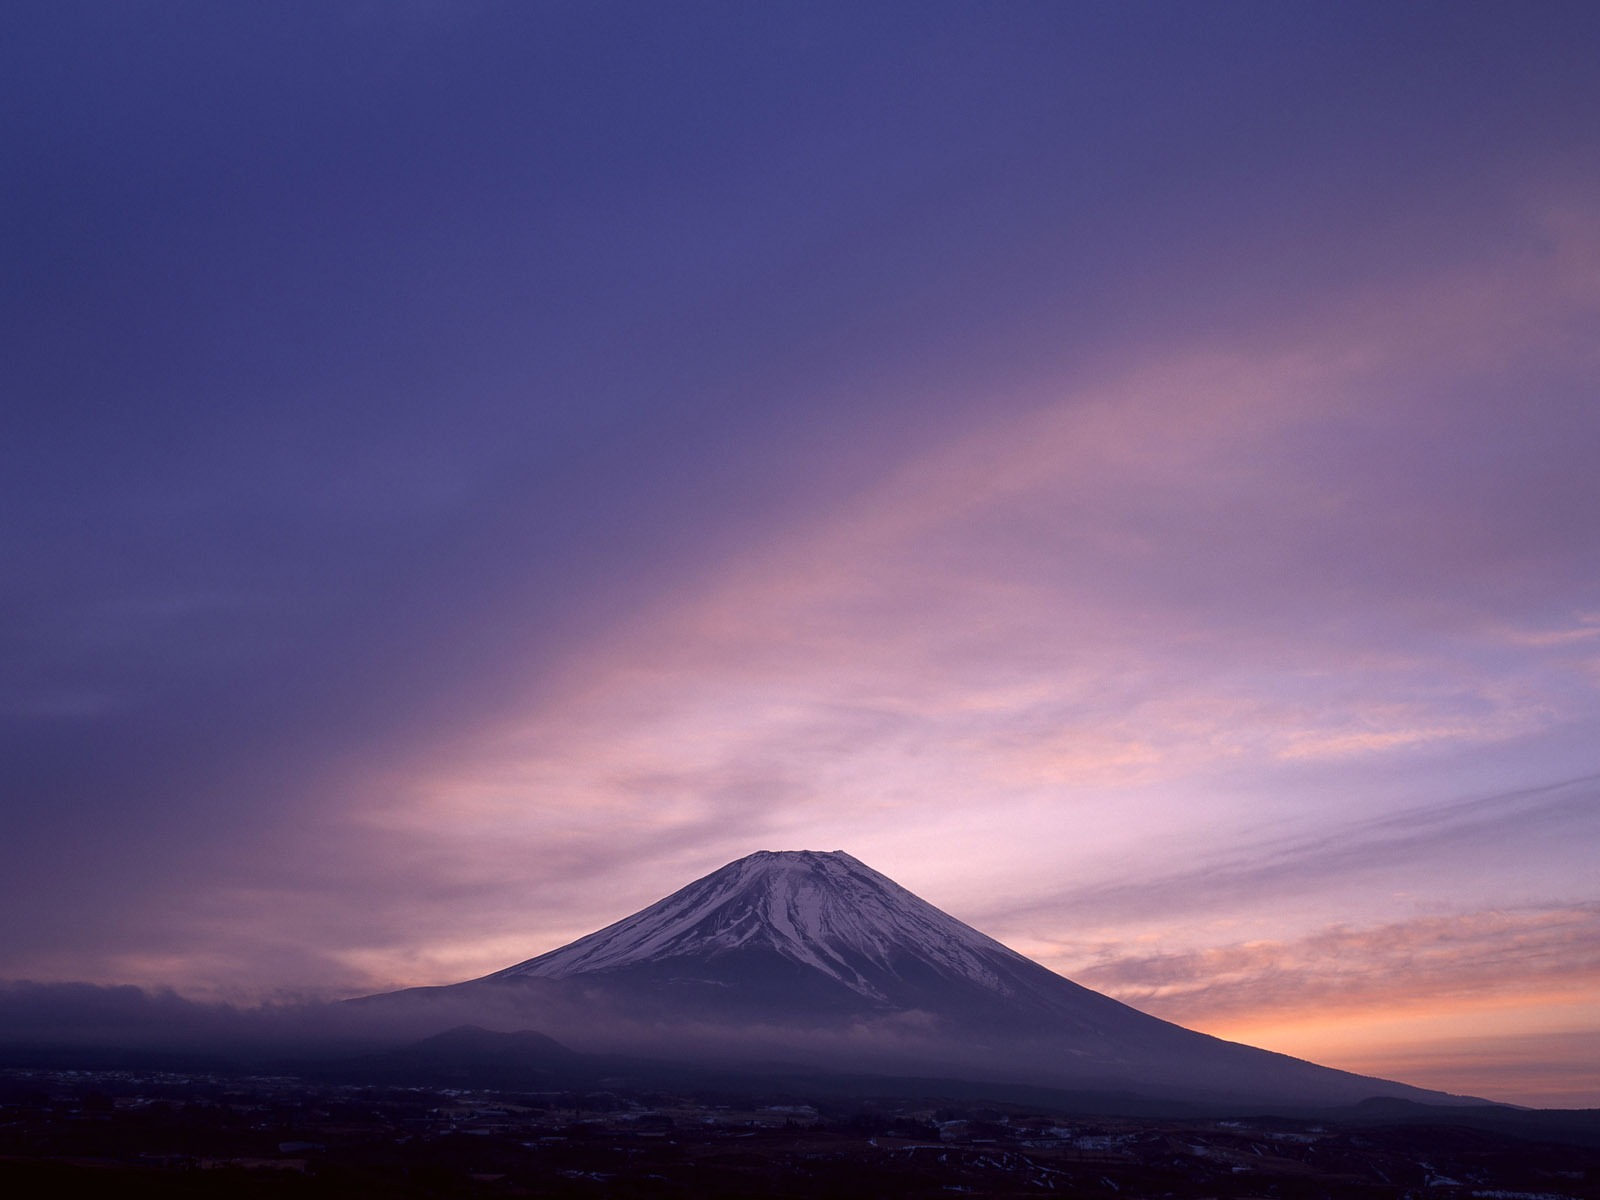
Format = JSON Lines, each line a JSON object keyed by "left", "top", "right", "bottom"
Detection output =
{"left": 0, "top": 977, "right": 971, "bottom": 1064}
{"left": 0, "top": 980, "right": 347, "bottom": 1052}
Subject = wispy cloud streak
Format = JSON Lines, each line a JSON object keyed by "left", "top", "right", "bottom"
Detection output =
{"left": 987, "top": 774, "right": 1600, "bottom": 931}
{"left": 1071, "top": 903, "right": 1600, "bottom": 1020}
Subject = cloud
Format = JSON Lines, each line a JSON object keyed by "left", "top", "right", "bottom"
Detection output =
{"left": 0, "top": 981, "right": 312, "bottom": 1050}
{"left": 1040, "top": 900, "right": 1600, "bottom": 1106}
{"left": 145, "top": 196, "right": 1587, "bottom": 996}
{"left": 988, "top": 774, "right": 1600, "bottom": 932}
{"left": 1068, "top": 903, "right": 1600, "bottom": 1022}
{"left": 1329, "top": 1030, "right": 1600, "bottom": 1109}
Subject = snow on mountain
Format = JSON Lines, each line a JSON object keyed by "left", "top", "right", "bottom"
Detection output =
{"left": 490, "top": 850, "right": 1027, "bottom": 1003}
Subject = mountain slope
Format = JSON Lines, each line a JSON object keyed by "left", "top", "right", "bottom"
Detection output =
{"left": 487, "top": 850, "right": 1138, "bottom": 1028}
{"left": 493, "top": 850, "right": 1007, "bottom": 998}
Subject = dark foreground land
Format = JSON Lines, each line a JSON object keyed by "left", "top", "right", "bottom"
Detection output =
{"left": 2, "top": 1064, "right": 1597, "bottom": 1199}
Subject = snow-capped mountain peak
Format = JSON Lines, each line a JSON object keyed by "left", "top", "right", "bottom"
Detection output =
{"left": 491, "top": 849, "right": 1030, "bottom": 1002}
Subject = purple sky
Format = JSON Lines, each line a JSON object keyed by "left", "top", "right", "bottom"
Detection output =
{"left": 4, "top": 2, "right": 1598, "bottom": 1105}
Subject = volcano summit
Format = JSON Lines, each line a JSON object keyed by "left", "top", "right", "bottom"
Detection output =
{"left": 358, "top": 851, "right": 1474, "bottom": 1110}
{"left": 486, "top": 849, "right": 1128, "bottom": 1026}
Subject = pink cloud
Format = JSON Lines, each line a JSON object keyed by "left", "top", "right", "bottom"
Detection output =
{"left": 256, "top": 190, "right": 1599, "bottom": 1006}
{"left": 1067, "top": 904, "right": 1600, "bottom": 1019}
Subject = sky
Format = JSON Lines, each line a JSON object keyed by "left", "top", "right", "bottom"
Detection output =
{"left": 3, "top": 2, "right": 1597, "bottom": 1107}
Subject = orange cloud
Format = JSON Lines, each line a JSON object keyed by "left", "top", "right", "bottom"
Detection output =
{"left": 1047, "top": 905, "right": 1600, "bottom": 1105}
{"left": 1065, "top": 904, "right": 1600, "bottom": 1017}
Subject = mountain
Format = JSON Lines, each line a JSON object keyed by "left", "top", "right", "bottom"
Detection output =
{"left": 487, "top": 850, "right": 1180, "bottom": 1035}
{"left": 354, "top": 850, "right": 1476, "bottom": 1110}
